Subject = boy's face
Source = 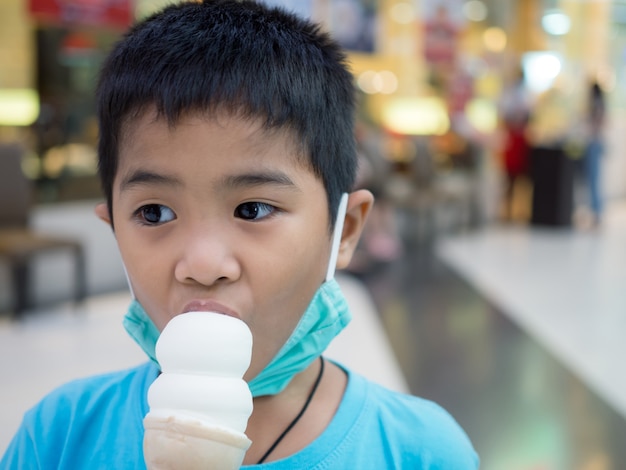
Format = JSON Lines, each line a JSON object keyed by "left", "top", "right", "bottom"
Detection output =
{"left": 104, "top": 110, "right": 333, "bottom": 381}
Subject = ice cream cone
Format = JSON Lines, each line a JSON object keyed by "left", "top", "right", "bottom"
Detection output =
{"left": 142, "top": 312, "right": 254, "bottom": 470}
{"left": 143, "top": 413, "right": 251, "bottom": 470}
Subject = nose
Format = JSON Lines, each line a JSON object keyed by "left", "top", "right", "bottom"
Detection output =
{"left": 174, "top": 226, "right": 241, "bottom": 287}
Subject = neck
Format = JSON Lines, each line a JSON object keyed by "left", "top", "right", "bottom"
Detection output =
{"left": 242, "top": 357, "right": 347, "bottom": 464}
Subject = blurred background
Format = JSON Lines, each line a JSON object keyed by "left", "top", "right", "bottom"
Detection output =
{"left": 1, "top": 0, "right": 626, "bottom": 468}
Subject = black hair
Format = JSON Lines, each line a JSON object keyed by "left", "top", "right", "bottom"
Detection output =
{"left": 96, "top": 0, "right": 357, "bottom": 230}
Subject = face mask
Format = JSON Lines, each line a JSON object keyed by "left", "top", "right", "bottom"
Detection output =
{"left": 122, "top": 193, "right": 351, "bottom": 396}
{"left": 247, "top": 276, "right": 349, "bottom": 396}
{"left": 123, "top": 299, "right": 160, "bottom": 366}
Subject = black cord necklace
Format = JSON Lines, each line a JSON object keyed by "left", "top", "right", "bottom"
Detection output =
{"left": 256, "top": 356, "right": 325, "bottom": 464}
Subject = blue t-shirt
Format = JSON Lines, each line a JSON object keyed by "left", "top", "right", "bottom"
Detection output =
{"left": 1, "top": 362, "right": 478, "bottom": 469}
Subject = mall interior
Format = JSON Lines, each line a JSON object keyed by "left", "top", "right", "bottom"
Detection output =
{"left": 2, "top": 0, "right": 626, "bottom": 468}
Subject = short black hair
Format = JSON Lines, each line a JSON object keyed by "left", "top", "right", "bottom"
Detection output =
{"left": 96, "top": 0, "right": 357, "bottom": 229}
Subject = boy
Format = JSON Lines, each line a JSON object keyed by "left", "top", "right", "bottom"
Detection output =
{"left": 1, "top": 1, "right": 478, "bottom": 468}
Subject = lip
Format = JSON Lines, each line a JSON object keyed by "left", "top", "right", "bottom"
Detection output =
{"left": 181, "top": 300, "right": 241, "bottom": 319}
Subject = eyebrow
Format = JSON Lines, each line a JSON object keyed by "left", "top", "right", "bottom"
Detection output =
{"left": 221, "top": 171, "right": 298, "bottom": 190}
{"left": 119, "top": 170, "right": 183, "bottom": 191}
{"left": 118, "top": 169, "right": 298, "bottom": 193}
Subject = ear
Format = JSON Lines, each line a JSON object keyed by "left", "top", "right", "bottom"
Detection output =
{"left": 94, "top": 202, "right": 112, "bottom": 226}
{"left": 336, "top": 189, "right": 374, "bottom": 269}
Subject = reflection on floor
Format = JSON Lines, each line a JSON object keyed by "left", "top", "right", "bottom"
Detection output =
{"left": 439, "top": 206, "right": 626, "bottom": 422}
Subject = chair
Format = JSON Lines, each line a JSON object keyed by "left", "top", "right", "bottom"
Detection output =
{"left": 0, "top": 143, "right": 86, "bottom": 318}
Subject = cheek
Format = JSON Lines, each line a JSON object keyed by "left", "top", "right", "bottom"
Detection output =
{"left": 252, "top": 234, "right": 329, "bottom": 329}
{"left": 115, "top": 228, "right": 171, "bottom": 326}
{"left": 116, "top": 227, "right": 148, "bottom": 277}
{"left": 245, "top": 233, "right": 329, "bottom": 372}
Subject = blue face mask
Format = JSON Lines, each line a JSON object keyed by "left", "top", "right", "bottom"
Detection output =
{"left": 122, "top": 193, "right": 351, "bottom": 397}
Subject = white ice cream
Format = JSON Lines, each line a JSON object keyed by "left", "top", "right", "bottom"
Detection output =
{"left": 143, "top": 312, "right": 254, "bottom": 469}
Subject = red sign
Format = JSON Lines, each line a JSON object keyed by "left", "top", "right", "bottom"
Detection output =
{"left": 29, "top": 0, "right": 132, "bottom": 30}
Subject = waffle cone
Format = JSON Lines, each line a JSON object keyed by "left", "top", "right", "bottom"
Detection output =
{"left": 143, "top": 414, "right": 251, "bottom": 470}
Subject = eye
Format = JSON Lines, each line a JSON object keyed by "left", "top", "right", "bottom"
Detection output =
{"left": 134, "top": 204, "right": 176, "bottom": 225}
{"left": 234, "top": 202, "right": 276, "bottom": 221}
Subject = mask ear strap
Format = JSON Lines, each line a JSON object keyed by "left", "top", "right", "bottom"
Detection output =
{"left": 121, "top": 262, "right": 137, "bottom": 299}
{"left": 325, "top": 193, "right": 349, "bottom": 282}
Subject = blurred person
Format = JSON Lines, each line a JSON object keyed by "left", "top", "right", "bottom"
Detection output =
{"left": 582, "top": 80, "right": 607, "bottom": 228}
{"left": 498, "top": 68, "right": 532, "bottom": 221}
{"left": 1, "top": 1, "right": 479, "bottom": 468}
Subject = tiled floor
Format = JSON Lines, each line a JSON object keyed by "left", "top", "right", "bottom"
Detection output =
{"left": 2, "top": 200, "right": 626, "bottom": 469}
